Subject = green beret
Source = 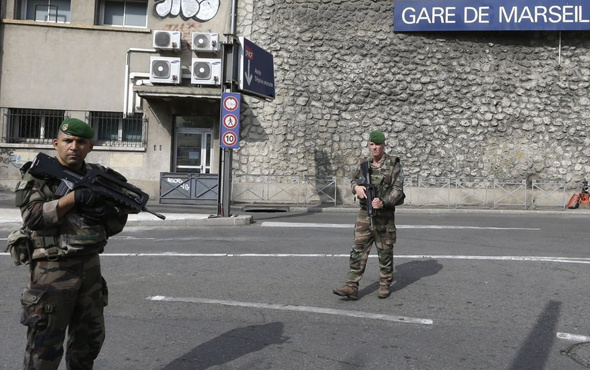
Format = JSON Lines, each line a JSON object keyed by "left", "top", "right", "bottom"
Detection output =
{"left": 59, "top": 118, "right": 94, "bottom": 139}
{"left": 369, "top": 130, "right": 385, "bottom": 144}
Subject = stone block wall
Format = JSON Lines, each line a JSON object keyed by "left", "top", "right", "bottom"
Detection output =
{"left": 236, "top": 0, "right": 590, "bottom": 189}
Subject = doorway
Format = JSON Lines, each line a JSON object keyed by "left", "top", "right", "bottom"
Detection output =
{"left": 173, "top": 116, "right": 215, "bottom": 173}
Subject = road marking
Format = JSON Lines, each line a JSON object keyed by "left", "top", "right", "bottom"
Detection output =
{"left": 260, "top": 222, "right": 540, "bottom": 230}
{"left": 2, "top": 252, "right": 588, "bottom": 264}
{"left": 147, "top": 295, "right": 433, "bottom": 325}
{"left": 94, "top": 253, "right": 590, "bottom": 264}
{"left": 402, "top": 255, "right": 590, "bottom": 264}
{"left": 557, "top": 332, "right": 590, "bottom": 342}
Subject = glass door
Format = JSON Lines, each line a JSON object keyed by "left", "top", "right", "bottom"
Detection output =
{"left": 174, "top": 128, "right": 213, "bottom": 173}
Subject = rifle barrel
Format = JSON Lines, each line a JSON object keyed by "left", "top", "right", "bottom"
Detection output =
{"left": 143, "top": 207, "right": 166, "bottom": 220}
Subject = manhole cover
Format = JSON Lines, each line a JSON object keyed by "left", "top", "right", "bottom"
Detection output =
{"left": 562, "top": 342, "right": 590, "bottom": 368}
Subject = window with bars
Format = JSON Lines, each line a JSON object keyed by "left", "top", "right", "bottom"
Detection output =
{"left": 6, "top": 108, "right": 66, "bottom": 144}
{"left": 89, "top": 112, "right": 146, "bottom": 147}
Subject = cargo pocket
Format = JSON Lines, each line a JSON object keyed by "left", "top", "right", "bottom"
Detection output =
{"left": 385, "top": 222, "right": 397, "bottom": 245}
{"left": 101, "top": 277, "right": 109, "bottom": 307}
{"left": 20, "top": 289, "right": 48, "bottom": 329}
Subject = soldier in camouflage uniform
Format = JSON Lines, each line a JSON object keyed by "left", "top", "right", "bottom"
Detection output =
{"left": 15, "top": 118, "right": 129, "bottom": 369}
{"left": 333, "top": 131, "right": 404, "bottom": 300}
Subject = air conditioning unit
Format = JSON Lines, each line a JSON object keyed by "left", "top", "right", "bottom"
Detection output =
{"left": 191, "top": 32, "right": 220, "bottom": 53}
{"left": 191, "top": 58, "right": 221, "bottom": 85}
{"left": 153, "top": 30, "right": 181, "bottom": 51}
{"left": 150, "top": 57, "right": 181, "bottom": 84}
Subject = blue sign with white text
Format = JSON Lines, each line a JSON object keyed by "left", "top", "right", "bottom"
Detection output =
{"left": 394, "top": 0, "right": 590, "bottom": 32}
{"left": 238, "top": 37, "right": 276, "bottom": 100}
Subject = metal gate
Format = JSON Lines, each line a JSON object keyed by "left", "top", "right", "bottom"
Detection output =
{"left": 159, "top": 172, "right": 218, "bottom": 205}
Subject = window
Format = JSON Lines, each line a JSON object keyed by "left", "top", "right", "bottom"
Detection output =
{"left": 99, "top": 0, "right": 148, "bottom": 27}
{"left": 89, "top": 112, "right": 146, "bottom": 147}
{"left": 22, "top": 0, "right": 71, "bottom": 23}
{"left": 6, "top": 108, "right": 65, "bottom": 144}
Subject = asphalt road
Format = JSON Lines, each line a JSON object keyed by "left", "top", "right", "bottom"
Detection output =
{"left": 1, "top": 211, "right": 589, "bottom": 369}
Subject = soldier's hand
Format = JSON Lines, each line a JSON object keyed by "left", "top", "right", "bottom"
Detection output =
{"left": 372, "top": 197, "right": 383, "bottom": 209}
{"left": 355, "top": 185, "right": 367, "bottom": 199}
{"left": 79, "top": 205, "right": 120, "bottom": 224}
{"left": 74, "top": 188, "right": 101, "bottom": 207}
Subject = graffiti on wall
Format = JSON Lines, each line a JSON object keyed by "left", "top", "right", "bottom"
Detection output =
{"left": 155, "top": 0, "right": 221, "bottom": 22}
{"left": 0, "top": 148, "right": 23, "bottom": 169}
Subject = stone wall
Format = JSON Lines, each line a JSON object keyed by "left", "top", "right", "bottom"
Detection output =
{"left": 236, "top": 0, "right": 590, "bottom": 188}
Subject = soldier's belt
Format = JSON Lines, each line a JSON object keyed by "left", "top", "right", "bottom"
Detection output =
{"left": 32, "top": 236, "right": 59, "bottom": 249}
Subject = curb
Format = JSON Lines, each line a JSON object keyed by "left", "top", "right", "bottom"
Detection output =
{"left": 125, "top": 215, "right": 253, "bottom": 228}
{"left": 288, "top": 206, "right": 590, "bottom": 216}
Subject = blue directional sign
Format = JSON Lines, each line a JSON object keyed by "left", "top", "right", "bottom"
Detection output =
{"left": 220, "top": 92, "right": 241, "bottom": 149}
{"left": 238, "top": 37, "right": 275, "bottom": 101}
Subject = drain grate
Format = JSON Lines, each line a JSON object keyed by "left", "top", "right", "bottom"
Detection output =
{"left": 562, "top": 342, "right": 590, "bottom": 368}
{"left": 242, "top": 205, "right": 290, "bottom": 213}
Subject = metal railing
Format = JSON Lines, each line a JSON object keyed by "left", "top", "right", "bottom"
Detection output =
{"left": 231, "top": 174, "right": 569, "bottom": 209}
{"left": 493, "top": 179, "right": 527, "bottom": 210}
{"left": 454, "top": 178, "right": 490, "bottom": 208}
{"left": 232, "top": 175, "right": 301, "bottom": 205}
{"left": 531, "top": 179, "right": 567, "bottom": 209}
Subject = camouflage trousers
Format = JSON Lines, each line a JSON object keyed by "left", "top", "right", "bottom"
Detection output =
{"left": 21, "top": 253, "right": 108, "bottom": 370}
{"left": 344, "top": 209, "right": 396, "bottom": 288}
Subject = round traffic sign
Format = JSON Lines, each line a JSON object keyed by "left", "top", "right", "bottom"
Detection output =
{"left": 223, "top": 96, "right": 239, "bottom": 111}
{"left": 223, "top": 114, "right": 238, "bottom": 129}
{"left": 221, "top": 131, "right": 238, "bottom": 146}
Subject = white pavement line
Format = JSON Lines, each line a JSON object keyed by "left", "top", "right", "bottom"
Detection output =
{"left": 261, "top": 222, "right": 352, "bottom": 228}
{"left": 94, "top": 253, "right": 590, "bottom": 265}
{"left": 402, "top": 255, "right": 590, "bottom": 264}
{"left": 147, "top": 295, "right": 433, "bottom": 325}
{"left": 399, "top": 225, "right": 541, "bottom": 230}
{"left": 260, "top": 222, "right": 540, "bottom": 230}
{"left": 557, "top": 332, "right": 590, "bottom": 342}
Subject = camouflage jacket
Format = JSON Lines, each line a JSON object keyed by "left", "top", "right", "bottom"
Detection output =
{"left": 14, "top": 158, "right": 128, "bottom": 260}
{"left": 351, "top": 153, "right": 405, "bottom": 209}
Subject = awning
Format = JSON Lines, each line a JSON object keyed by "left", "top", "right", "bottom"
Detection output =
{"left": 134, "top": 84, "right": 222, "bottom": 100}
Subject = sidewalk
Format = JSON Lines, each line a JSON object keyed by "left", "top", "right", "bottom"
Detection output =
{"left": 0, "top": 191, "right": 253, "bottom": 230}
{"left": 1, "top": 190, "right": 589, "bottom": 231}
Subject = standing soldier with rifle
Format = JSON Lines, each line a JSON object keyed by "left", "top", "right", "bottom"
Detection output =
{"left": 333, "top": 131, "right": 405, "bottom": 300}
{"left": 14, "top": 118, "right": 133, "bottom": 369}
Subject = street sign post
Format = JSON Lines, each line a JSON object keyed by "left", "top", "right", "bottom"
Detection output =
{"left": 220, "top": 92, "right": 241, "bottom": 149}
{"left": 238, "top": 37, "right": 275, "bottom": 101}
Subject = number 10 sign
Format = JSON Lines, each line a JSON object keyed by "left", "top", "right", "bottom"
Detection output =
{"left": 220, "top": 92, "right": 241, "bottom": 149}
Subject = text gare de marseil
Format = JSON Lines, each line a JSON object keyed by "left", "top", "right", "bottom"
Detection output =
{"left": 400, "top": 5, "right": 590, "bottom": 26}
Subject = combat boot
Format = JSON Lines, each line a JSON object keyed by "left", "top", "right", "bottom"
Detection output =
{"left": 333, "top": 285, "right": 359, "bottom": 300}
{"left": 377, "top": 285, "right": 390, "bottom": 299}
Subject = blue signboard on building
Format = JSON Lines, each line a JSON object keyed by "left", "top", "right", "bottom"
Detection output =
{"left": 394, "top": 0, "right": 590, "bottom": 32}
{"left": 238, "top": 37, "right": 276, "bottom": 101}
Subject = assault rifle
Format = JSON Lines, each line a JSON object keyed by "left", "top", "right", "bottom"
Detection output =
{"left": 360, "top": 161, "right": 376, "bottom": 230}
{"left": 28, "top": 152, "right": 166, "bottom": 220}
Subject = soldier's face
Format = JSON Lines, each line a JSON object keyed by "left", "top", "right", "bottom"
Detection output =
{"left": 53, "top": 132, "right": 93, "bottom": 170}
{"left": 369, "top": 141, "right": 385, "bottom": 159}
